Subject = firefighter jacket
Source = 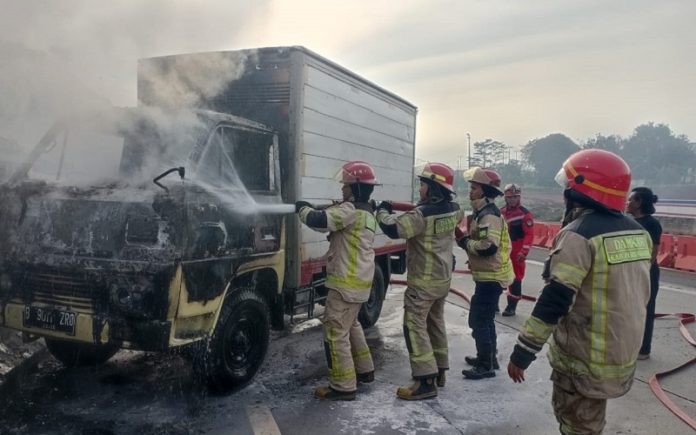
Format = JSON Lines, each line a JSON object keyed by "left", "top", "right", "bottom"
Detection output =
{"left": 510, "top": 209, "right": 652, "bottom": 398}
{"left": 298, "top": 201, "right": 376, "bottom": 303}
{"left": 377, "top": 201, "right": 464, "bottom": 300}
{"left": 458, "top": 198, "right": 514, "bottom": 287}
{"left": 501, "top": 204, "right": 534, "bottom": 256}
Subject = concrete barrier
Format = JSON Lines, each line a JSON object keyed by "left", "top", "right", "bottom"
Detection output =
{"left": 532, "top": 223, "right": 548, "bottom": 247}
{"left": 674, "top": 235, "right": 696, "bottom": 272}
{"left": 544, "top": 223, "right": 561, "bottom": 248}
{"left": 657, "top": 234, "right": 676, "bottom": 268}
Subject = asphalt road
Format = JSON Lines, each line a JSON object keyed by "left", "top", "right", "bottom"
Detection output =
{"left": 0, "top": 247, "right": 694, "bottom": 434}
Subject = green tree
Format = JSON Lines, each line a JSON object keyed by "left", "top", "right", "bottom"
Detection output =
{"left": 523, "top": 133, "right": 579, "bottom": 186}
{"left": 621, "top": 123, "right": 696, "bottom": 184}
{"left": 471, "top": 139, "right": 507, "bottom": 168}
{"left": 582, "top": 134, "right": 623, "bottom": 153}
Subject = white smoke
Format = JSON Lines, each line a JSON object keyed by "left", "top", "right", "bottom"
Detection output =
{"left": 138, "top": 51, "right": 257, "bottom": 108}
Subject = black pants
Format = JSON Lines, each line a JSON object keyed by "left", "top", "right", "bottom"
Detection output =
{"left": 469, "top": 281, "right": 504, "bottom": 356}
{"left": 639, "top": 264, "right": 660, "bottom": 355}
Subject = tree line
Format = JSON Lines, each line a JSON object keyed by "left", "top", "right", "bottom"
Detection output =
{"left": 468, "top": 123, "right": 696, "bottom": 187}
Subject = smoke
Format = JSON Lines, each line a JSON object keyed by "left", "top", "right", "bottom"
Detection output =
{"left": 0, "top": 1, "right": 268, "bottom": 156}
{"left": 138, "top": 51, "right": 257, "bottom": 108}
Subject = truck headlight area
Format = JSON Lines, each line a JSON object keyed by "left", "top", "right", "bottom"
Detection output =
{"left": 109, "top": 275, "right": 155, "bottom": 318}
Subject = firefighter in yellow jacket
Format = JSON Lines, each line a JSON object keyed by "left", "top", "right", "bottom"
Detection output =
{"left": 295, "top": 161, "right": 378, "bottom": 401}
{"left": 376, "top": 162, "right": 464, "bottom": 400}
{"left": 508, "top": 149, "right": 652, "bottom": 434}
{"left": 458, "top": 167, "right": 514, "bottom": 380}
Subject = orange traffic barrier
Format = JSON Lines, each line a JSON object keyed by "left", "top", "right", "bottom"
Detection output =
{"left": 544, "top": 223, "right": 561, "bottom": 248}
{"left": 656, "top": 234, "right": 676, "bottom": 268}
{"left": 674, "top": 235, "right": 696, "bottom": 272}
{"left": 532, "top": 223, "right": 548, "bottom": 247}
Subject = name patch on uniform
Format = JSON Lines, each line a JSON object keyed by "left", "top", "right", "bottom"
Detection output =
{"left": 603, "top": 234, "right": 651, "bottom": 264}
{"left": 477, "top": 225, "right": 489, "bottom": 239}
{"left": 434, "top": 215, "right": 457, "bottom": 234}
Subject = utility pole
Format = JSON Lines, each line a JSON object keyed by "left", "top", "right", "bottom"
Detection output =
{"left": 467, "top": 132, "right": 471, "bottom": 169}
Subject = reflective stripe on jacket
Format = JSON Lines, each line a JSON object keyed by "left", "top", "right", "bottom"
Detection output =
{"left": 464, "top": 202, "right": 514, "bottom": 287}
{"left": 299, "top": 202, "right": 376, "bottom": 303}
{"left": 501, "top": 204, "right": 534, "bottom": 255}
{"left": 376, "top": 201, "right": 464, "bottom": 299}
{"left": 518, "top": 209, "right": 652, "bottom": 398}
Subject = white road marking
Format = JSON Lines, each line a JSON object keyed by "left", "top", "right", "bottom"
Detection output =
{"left": 246, "top": 404, "right": 282, "bottom": 435}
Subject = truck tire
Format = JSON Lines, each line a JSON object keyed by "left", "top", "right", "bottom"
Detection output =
{"left": 45, "top": 338, "right": 118, "bottom": 368}
{"left": 199, "top": 289, "right": 270, "bottom": 390}
{"left": 358, "top": 266, "right": 386, "bottom": 328}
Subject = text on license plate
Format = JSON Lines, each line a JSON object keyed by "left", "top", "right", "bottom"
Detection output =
{"left": 22, "top": 306, "right": 76, "bottom": 336}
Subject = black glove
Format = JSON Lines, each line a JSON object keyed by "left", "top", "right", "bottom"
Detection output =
{"left": 295, "top": 201, "right": 313, "bottom": 213}
{"left": 376, "top": 200, "right": 394, "bottom": 214}
{"left": 457, "top": 236, "right": 470, "bottom": 250}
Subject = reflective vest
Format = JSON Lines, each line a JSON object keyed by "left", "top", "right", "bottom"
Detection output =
{"left": 520, "top": 209, "right": 652, "bottom": 398}
{"left": 376, "top": 201, "right": 464, "bottom": 299}
{"left": 299, "top": 202, "right": 376, "bottom": 303}
{"left": 463, "top": 201, "right": 514, "bottom": 287}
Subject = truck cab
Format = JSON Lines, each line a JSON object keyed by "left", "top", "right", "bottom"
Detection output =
{"left": 0, "top": 107, "right": 289, "bottom": 388}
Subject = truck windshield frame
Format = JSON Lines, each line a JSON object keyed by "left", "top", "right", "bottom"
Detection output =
{"left": 196, "top": 123, "right": 276, "bottom": 193}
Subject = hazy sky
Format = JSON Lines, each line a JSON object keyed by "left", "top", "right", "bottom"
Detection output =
{"left": 1, "top": 0, "right": 695, "bottom": 168}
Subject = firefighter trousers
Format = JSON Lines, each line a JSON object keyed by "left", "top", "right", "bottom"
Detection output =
{"left": 322, "top": 289, "right": 374, "bottom": 392}
{"left": 469, "top": 281, "right": 503, "bottom": 356}
{"left": 551, "top": 370, "right": 607, "bottom": 435}
{"left": 403, "top": 287, "right": 449, "bottom": 378}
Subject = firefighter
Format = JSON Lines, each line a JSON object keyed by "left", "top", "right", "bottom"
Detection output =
{"left": 458, "top": 167, "right": 514, "bottom": 380}
{"left": 295, "top": 160, "right": 378, "bottom": 401}
{"left": 500, "top": 183, "right": 534, "bottom": 317}
{"left": 376, "top": 162, "right": 463, "bottom": 400}
{"left": 508, "top": 149, "right": 652, "bottom": 434}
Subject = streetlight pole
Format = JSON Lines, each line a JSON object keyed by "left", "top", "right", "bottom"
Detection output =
{"left": 466, "top": 132, "right": 471, "bottom": 169}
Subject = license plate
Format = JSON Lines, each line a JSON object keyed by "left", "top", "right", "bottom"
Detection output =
{"left": 22, "top": 306, "right": 76, "bottom": 336}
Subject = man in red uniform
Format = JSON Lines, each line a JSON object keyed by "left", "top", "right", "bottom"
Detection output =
{"left": 500, "top": 183, "right": 534, "bottom": 317}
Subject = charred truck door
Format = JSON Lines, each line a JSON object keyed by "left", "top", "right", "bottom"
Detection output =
{"left": 170, "top": 120, "right": 285, "bottom": 389}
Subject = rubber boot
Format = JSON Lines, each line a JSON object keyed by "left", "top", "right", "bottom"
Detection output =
{"left": 502, "top": 303, "right": 517, "bottom": 317}
{"left": 503, "top": 281, "right": 521, "bottom": 316}
{"left": 462, "top": 353, "right": 496, "bottom": 380}
{"left": 464, "top": 350, "right": 500, "bottom": 370}
{"left": 436, "top": 368, "right": 447, "bottom": 388}
{"left": 357, "top": 370, "right": 375, "bottom": 383}
{"left": 313, "top": 385, "right": 356, "bottom": 401}
{"left": 396, "top": 376, "right": 438, "bottom": 400}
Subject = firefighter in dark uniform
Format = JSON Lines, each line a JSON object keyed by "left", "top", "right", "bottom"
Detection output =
{"left": 458, "top": 167, "right": 514, "bottom": 380}
{"left": 500, "top": 183, "right": 534, "bottom": 317}
{"left": 508, "top": 149, "right": 652, "bottom": 434}
{"left": 376, "top": 162, "right": 464, "bottom": 400}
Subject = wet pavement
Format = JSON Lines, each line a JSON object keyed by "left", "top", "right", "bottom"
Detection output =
{"left": 0, "top": 248, "right": 695, "bottom": 434}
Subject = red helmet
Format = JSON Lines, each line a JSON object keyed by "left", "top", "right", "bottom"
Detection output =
{"left": 504, "top": 183, "right": 522, "bottom": 197}
{"left": 463, "top": 167, "right": 503, "bottom": 195}
{"left": 418, "top": 162, "right": 455, "bottom": 193}
{"left": 335, "top": 161, "right": 379, "bottom": 185}
{"left": 555, "top": 149, "right": 630, "bottom": 212}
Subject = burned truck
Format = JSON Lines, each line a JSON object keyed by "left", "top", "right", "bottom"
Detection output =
{"left": 0, "top": 46, "right": 417, "bottom": 389}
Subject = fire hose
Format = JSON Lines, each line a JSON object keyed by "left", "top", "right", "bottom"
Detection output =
{"left": 389, "top": 269, "right": 696, "bottom": 430}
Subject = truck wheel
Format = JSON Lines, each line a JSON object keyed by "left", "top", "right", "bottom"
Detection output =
{"left": 45, "top": 339, "right": 118, "bottom": 368}
{"left": 201, "top": 289, "right": 270, "bottom": 390}
{"left": 359, "top": 266, "right": 386, "bottom": 328}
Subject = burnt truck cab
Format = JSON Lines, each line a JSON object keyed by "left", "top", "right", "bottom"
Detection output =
{"left": 0, "top": 107, "right": 287, "bottom": 388}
